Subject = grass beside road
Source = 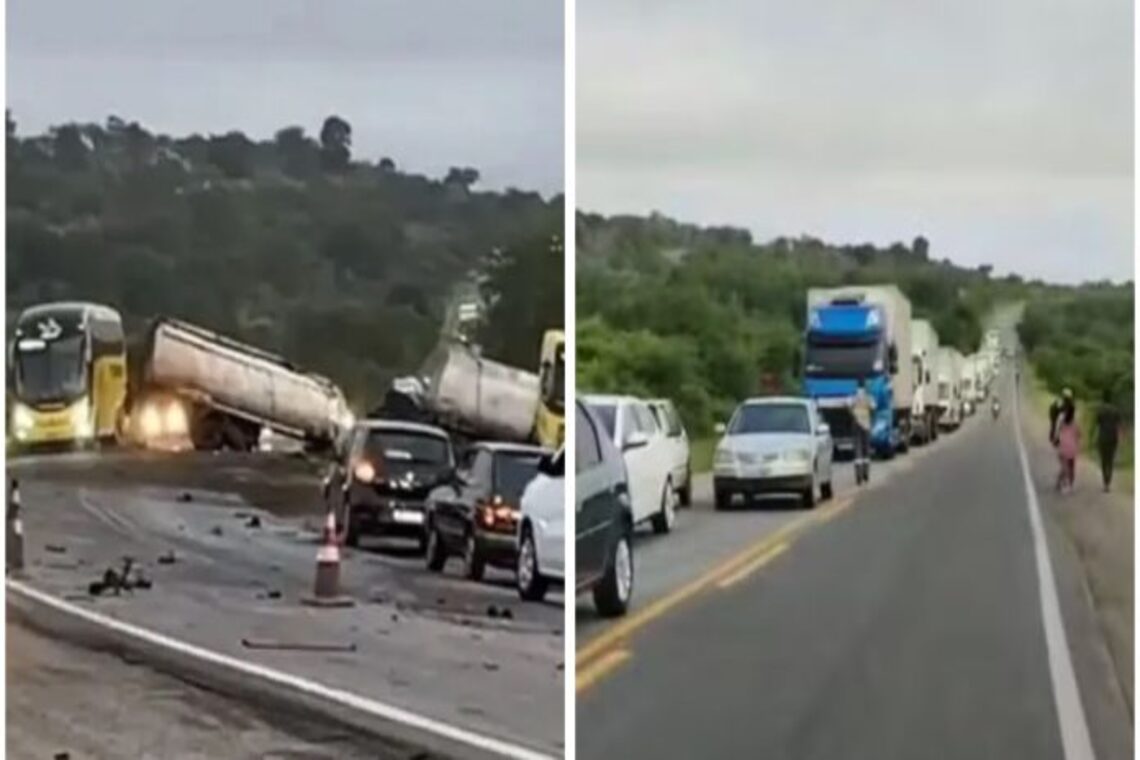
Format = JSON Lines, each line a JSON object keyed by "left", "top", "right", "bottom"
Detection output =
{"left": 691, "top": 437, "right": 718, "bottom": 473}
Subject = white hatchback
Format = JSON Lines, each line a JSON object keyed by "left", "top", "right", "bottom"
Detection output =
{"left": 517, "top": 447, "right": 564, "bottom": 602}
{"left": 647, "top": 398, "right": 692, "bottom": 507}
{"left": 582, "top": 394, "right": 677, "bottom": 534}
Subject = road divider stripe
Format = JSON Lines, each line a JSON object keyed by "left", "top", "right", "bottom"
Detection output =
{"left": 575, "top": 648, "right": 631, "bottom": 692}
{"left": 714, "top": 542, "right": 789, "bottom": 589}
{"left": 7, "top": 580, "right": 556, "bottom": 760}
{"left": 578, "top": 493, "right": 862, "bottom": 665}
{"left": 1012, "top": 380, "right": 1095, "bottom": 760}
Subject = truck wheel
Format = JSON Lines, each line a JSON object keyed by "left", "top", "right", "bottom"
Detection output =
{"left": 517, "top": 526, "right": 549, "bottom": 602}
{"left": 424, "top": 523, "right": 447, "bottom": 572}
{"left": 462, "top": 533, "right": 486, "bottom": 582}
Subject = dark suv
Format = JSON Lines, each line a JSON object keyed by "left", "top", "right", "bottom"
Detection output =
{"left": 576, "top": 399, "right": 634, "bottom": 617}
{"left": 324, "top": 420, "right": 456, "bottom": 550}
{"left": 423, "top": 441, "right": 547, "bottom": 581}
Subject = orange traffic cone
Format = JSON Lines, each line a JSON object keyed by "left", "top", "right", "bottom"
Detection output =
{"left": 302, "top": 510, "right": 353, "bottom": 608}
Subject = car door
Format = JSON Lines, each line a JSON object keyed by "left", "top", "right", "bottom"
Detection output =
{"left": 638, "top": 402, "right": 671, "bottom": 509}
{"left": 576, "top": 402, "right": 612, "bottom": 587}
{"left": 618, "top": 402, "right": 654, "bottom": 523}
{"left": 648, "top": 402, "right": 679, "bottom": 482}
{"left": 811, "top": 403, "right": 833, "bottom": 479}
{"left": 435, "top": 448, "right": 486, "bottom": 547}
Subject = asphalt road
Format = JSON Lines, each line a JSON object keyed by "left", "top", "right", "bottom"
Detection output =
{"left": 9, "top": 450, "right": 564, "bottom": 757}
{"left": 7, "top": 621, "right": 392, "bottom": 760}
{"left": 577, "top": 369, "right": 1131, "bottom": 759}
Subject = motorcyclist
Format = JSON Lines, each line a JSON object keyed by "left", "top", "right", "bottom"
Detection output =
{"left": 992, "top": 397, "right": 1001, "bottom": 419}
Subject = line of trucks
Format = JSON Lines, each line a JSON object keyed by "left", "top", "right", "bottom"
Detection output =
{"left": 7, "top": 301, "right": 564, "bottom": 455}
{"left": 802, "top": 285, "right": 1001, "bottom": 458}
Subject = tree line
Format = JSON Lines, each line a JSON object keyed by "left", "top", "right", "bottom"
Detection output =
{"left": 577, "top": 211, "right": 1043, "bottom": 436}
{"left": 6, "top": 113, "right": 563, "bottom": 407}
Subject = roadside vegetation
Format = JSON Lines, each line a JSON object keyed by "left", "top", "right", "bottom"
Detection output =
{"left": 578, "top": 211, "right": 1029, "bottom": 437}
{"left": 6, "top": 113, "right": 563, "bottom": 408}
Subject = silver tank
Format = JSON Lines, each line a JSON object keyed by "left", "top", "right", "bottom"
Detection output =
{"left": 145, "top": 318, "right": 349, "bottom": 442}
{"left": 420, "top": 342, "right": 539, "bottom": 442}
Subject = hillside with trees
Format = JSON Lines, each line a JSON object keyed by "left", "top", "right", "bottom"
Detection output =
{"left": 6, "top": 113, "right": 563, "bottom": 407}
{"left": 577, "top": 210, "right": 1078, "bottom": 435}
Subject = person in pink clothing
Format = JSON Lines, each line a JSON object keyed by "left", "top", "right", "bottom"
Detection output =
{"left": 1055, "top": 404, "right": 1080, "bottom": 492}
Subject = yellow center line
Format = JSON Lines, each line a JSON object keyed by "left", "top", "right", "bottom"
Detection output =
{"left": 714, "top": 541, "right": 789, "bottom": 589}
{"left": 576, "top": 648, "right": 632, "bottom": 692}
{"left": 577, "top": 509, "right": 818, "bottom": 665}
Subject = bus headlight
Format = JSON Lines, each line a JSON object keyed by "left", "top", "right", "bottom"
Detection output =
{"left": 12, "top": 404, "right": 34, "bottom": 432}
{"left": 165, "top": 403, "right": 188, "bottom": 435}
{"left": 71, "top": 399, "right": 93, "bottom": 439}
{"left": 141, "top": 404, "right": 162, "bottom": 439}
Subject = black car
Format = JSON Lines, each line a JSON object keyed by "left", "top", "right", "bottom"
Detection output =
{"left": 576, "top": 399, "right": 634, "bottom": 617}
{"left": 324, "top": 420, "right": 456, "bottom": 550}
{"left": 423, "top": 442, "right": 548, "bottom": 581}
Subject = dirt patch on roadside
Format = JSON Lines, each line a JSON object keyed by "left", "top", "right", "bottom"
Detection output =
{"left": 1021, "top": 380, "right": 1134, "bottom": 711}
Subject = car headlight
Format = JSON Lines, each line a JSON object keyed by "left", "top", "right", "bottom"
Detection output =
{"left": 12, "top": 404, "right": 34, "bottom": 432}
{"left": 783, "top": 448, "right": 812, "bottom": 463}
{"left": 165, "top": 402, "right": 188, "bottom": 435}
{"left": 713, "top": 447, "right": 734, "bottom": 466}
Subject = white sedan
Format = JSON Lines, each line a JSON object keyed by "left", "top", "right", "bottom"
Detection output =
{"left": 712, "top": 396, "right": 834, "bottom": 510}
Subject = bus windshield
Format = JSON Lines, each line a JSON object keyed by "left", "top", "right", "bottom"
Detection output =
{"left": 14, "top": 335, "right": 87, "bottom": 404}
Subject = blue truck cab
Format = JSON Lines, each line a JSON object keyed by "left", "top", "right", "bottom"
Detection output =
{"left": 802, "top": 299, "right": 898, "bottom": 457}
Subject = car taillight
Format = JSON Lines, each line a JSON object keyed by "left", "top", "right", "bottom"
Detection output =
{"left": 354, "top": 460, "right": 376, "bottom": 483}
{"left": 480, "top": 497, "right": 516, "bottom": 529}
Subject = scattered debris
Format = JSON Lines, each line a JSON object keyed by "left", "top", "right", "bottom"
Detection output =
{"left": 482, "top": 661, "right": 500, "bottom": 672}
{"left": 87, "top": 558, "right": 152, "bottom": 596}
{"left": 44, "top": 544, "right": 67, "bottom": 554}
{"left": 436, "top": 596, "right": 447, "bottom": 606}
{"left": 501, "top": 608, "right": 514, "bottom": 620}
{"left": 556, "top": 662, "right": 564, "bottom": 671}
{"left": 177, "top": 492, "right": 193, "bottom": 503}
{"left": 54, "top": 752, "right": 70, "bottom": 760}
{"left": 210, "top": 526, "right": 224, "bottom": 537}
{"left": 391, "top": 613, "right": 400, "bottom": 623}
{"left": 157, "top": 550, "right": 177, "bottom": 565}
{"left": 258, "top": 589, "right": 282, "bottom": 600}
{"left": 245, "top": 515, "right": 262, "bottom": 529}
{"left": 241, "top": 638, "right": 357, "bottom": 653}
{"left": 487, "top": 605, "right": 500, "bottom": 618}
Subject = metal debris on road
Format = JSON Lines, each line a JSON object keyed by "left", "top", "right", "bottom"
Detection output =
{"left": 44, "top": 544, "right": 67, "bottom": 554}
{"left": 246, "top": 515, "right": 262, "bottom": 529}
{"left": 240, "top": 638, "right": 357, "bottom": 653}
{"left": 157, "top": 551, "right": 177, "bottom": 565}
{"left": 482, "top": 661, "right": 500, "bottom": 672}
{"left": 210, "top": 526, "right": 223, "bottom": 537}
{"left": 88, "top": 558, "right": 152, "bottom": 596}
{"left": 177, "top": 492, "right": 193, "bottom": 503}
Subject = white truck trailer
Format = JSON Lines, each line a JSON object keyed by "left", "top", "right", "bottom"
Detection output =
{"left": 935, "top": 346, "right": 964, "bottom": 430}
{"left": 910, "top": 318, "right": 940, "bottom": 445}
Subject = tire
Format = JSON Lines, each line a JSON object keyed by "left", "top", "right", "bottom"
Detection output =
{"left": 424, "top": 522, "right": 447, "bottom": 572}
{"left": 650, "top": 480, "right": 676, "bottom": 534}
{"left": 714, "top": 488, "right": 731, "bottom": 511}
{"left": 344, "top": 515, "right": 361, "bottom": 548}
{"left": 516, "top": 525, "right": 549, "bottom": 602}
{"left": 678, "top": 468, "right": 692, "bottom": 507}
{"left": 821, "top": 480, "right": 833, "bottom": 501}
{"left": 801, "top": 483, "right": 816, "bottom": 509}
{"left": 593, "top": 534, "right": 633, "bottom": 618}
{"left": 462, "top": 532, "right": 486, "bottom": 582}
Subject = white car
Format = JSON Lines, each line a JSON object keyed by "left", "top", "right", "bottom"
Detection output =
{"left": 582, "top": 394, "right": 676, "bottom": 534}
{"left": 712, "top": 396, "right": 834, "bottom": 510}
{"left": 648, "top": 398, "right": 692, "bottom": 506}
{"left": 516, "top": 446, "right": 564, "bottom": 602}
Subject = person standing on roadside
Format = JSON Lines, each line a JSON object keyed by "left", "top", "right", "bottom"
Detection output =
{"left": 851, "top": 377, "right": 874, "bottom": 485}
{"left": 1094, "top": 390, "right": 1123, "bottom": 492}
{"left": 1055, "top": 404, "right": 1080, "bottom": 493}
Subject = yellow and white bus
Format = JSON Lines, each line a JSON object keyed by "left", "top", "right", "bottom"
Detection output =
{"left": 8, "top": 301, "right": 128, "bottom": 448}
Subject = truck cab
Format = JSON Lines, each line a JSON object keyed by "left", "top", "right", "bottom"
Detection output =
{"left": 534, "top": 330, "right": 565, "bottom": 449}
{"left": 803, "top": 299, "right": 898, "bottom": 457}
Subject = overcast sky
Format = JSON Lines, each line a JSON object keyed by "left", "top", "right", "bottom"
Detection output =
{"left": 8, "top": 0, "right": 564, "bottom": 194}
{"left": 579, "top": 0, "right": 1133, "bottom": 283}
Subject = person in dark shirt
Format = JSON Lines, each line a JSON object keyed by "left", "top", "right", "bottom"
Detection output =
{"left": 1049, "top": 389, "right": 1074, "bottom": 445}
{"left": 1094, "top": 391, "right": 1123, "bottom": 492}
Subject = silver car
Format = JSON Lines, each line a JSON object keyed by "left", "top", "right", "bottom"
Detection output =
{"left": 712, "top": 397, "right": 834, "bottom": 510}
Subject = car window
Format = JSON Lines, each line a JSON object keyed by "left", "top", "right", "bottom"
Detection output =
{"left": 659, "top": 402, "right": 683, "bottom": 437}
{"left": 648, "top": 404, "right": 665, "bottom": 431}
{"left": 635, "top": 403, "right": 658, "bottom": 434}
{"left": 576, "top": 403, "right": 602, "bottom": 472}
{"left": 589, "top": 403, "right": 617, "bottom": 441}
{"left": 493, "top": 451, "right": 543, "bottom": 502}
{"left": 729, "top": 404, "right": 811, "bottom": 435}
{"left": 472, "top": 450, "right": 494, "bottom": 486}
{"left": 364, "top": 430, "right": 451, "bottom": 464}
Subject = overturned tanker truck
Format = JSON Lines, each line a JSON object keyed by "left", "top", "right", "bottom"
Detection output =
{"left": 127, "top": 317, "right": 353, "bottom": 452}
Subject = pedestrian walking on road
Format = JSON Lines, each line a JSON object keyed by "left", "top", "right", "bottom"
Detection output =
{"left": 1049, "top": 388, "right": 1075, "bottom": 445}
{"left": 1055, "top": 404, "right": 1079, "bottom": 493}
{"left": 851, "top": 378, "right": 874, "bottom": 485}
{"left": 1094, "top": 390, "right": 1123, "bottom": 492}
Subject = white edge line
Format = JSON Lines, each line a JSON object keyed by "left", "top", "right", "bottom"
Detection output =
{"left": 7, "top": 579, "right": 557, "bottom": 760}
{"left": 1012, "top": 380, "right": 1096, "bottom": 760}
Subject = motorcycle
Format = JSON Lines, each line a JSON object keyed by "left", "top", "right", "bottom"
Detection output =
{"left": 991, "top": 401, "right": 1001, "bottom": 420}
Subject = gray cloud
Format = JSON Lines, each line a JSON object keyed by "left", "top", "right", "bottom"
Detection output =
{"left": 578, "top": 0, "right": 1133, "bottom": 282}
{"left": 8, "top": 0, "right": 564, "bottom": 193}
